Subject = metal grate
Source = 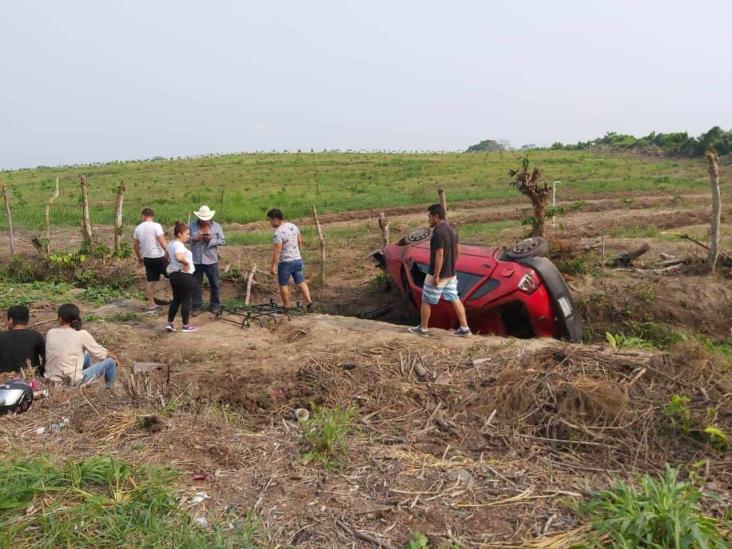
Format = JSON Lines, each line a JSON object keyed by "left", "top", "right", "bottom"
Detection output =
{"left": 215, "top": 299, "right": 305, "bottom": 328}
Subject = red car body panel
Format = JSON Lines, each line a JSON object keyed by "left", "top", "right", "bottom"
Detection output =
{"left": 382, "top": 240, "right": 560, "bottom": 337}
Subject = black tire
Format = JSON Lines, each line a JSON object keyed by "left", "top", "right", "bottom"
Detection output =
{"left": 503, "top": 237, "right": 549, "bottom": 259}
{"left": 397, "top": 227, "right": 432, "bottom": 246}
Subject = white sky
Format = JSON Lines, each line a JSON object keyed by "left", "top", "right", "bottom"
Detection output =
{"left": 1, "top": 0, "right": 731, "bottom": 168}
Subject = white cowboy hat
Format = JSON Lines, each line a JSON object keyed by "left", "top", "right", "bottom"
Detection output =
{"left": 193, "top": 205, "right": 215, "bottom": 221}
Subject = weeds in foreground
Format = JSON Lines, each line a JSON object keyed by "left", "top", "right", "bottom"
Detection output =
{"left": 300, "top": 406, "right": 355, "bottom": 470}
{"left": 0, "top": 455, "right": 268, "bottom": 548}
{"left": 581, "top": 466, "right": 730, "bottom": 548}
{"left": 605, "top": 331, "right": 654, "bottom": 350}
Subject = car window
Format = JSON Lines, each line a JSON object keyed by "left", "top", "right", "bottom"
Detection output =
{"left": 413, "top": 263, "right": 483, "bottom": 297}
{"left": 467, "top": 279, "right": 500, "bottom": 301}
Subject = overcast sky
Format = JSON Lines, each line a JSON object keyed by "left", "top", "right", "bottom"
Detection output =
{"left": 1, "top": 0, "right": 731, "bottom": 168}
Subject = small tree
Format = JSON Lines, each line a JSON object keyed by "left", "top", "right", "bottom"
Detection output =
{"left": 509, "top": 155, "right": 550, "bottom": 237}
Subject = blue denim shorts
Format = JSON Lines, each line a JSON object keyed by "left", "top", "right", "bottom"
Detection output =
{"left": 278, "top": 260, "right": 305, "bottom": 286}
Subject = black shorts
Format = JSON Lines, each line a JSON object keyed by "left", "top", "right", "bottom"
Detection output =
{"left": 143, "top": 257, "right": 167, "bottom": 282}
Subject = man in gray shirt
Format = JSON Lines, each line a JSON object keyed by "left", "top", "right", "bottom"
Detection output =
{"left": 267, "top": 208, "right": 312, "bottom": 310}
{"left": 189, "top": 205, "right": 225, "bottom": 315}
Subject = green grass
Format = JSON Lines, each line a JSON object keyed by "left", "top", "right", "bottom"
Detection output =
{"left": 0, "top": 455, "right": 268, "bottom": 548}
{"left": 0, "top": 281, "right": 75, "bottom": 308}
{"left": 300, "top": 406, "right": 355, "bottom": 470}
{"left": 0, "top": 151, "right": 712, "bottom": 229}
{"left": 610, "top": 224, "right": 661, "bottom": 238}
{"left": 581, "top": 466, "right": 729, "bottom": 548}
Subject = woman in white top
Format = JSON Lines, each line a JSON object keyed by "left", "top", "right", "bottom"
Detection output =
{"left": 166, "top": 221, "right": 198, "bottom": 333}
{"left": 45, "top": 303, "right": 119, "bottom": 387}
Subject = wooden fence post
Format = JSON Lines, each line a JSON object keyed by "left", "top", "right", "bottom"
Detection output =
{"left": 378, "top": 211, "right": 390, "bottom": 248}
{"left": 1, "top": 185, "right": 16, "bottom": 257}
{"left": 80, "top": 175, "right": 94, "bottom": 251}
{"left": 706, "top": 151, "right": 721, "bottom": 270}
{"left": 312, "top": 206, "right": 326, "bottom": 288}
{"left": 245, "top": 264, "right": 257, "bottom": 305}
{"left": 113, "top": 179, "right": 126, "bottom": 254}
{"left": 44, "top": 177, "right": 61, "bottom": 254}
{"left": 437, "top": 188, "right": 447, "bottom": 219}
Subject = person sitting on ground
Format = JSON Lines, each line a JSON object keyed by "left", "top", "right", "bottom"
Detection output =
{"left": 408, "top": 203, "right": 471, "bottom": 337}
{"left": 133, "top": 207, "right": 169, "bottom": 313}
{"left": 166, "top": 221, "right": 198, "bottom": 333}
{"left": 0, "top": 305, "right": 45, "bottom": 376}
{"left": 44, "top": 304, "right": 119, "bottom": 388}
{"left": 189, "top": 205, "right": 225, "bottom": 316}
{"left": 267, "top": 208, "right": 313, "bottom": 310}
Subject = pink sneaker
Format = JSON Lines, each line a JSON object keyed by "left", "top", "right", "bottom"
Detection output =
{"left": 165, "top": 322, "right": 176, "bottom": 332}
{"left": 181, "top": 324, "right": 198, "bottom": 333}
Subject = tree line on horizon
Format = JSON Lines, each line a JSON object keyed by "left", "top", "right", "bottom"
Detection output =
{"left": 467, "top": 126, "right": 732, "bottom": 157}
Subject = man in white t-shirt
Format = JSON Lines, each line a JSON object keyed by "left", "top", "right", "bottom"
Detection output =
{"left": 267, "top": 208, "right": 313, "bottom": 310}
{"left": 132, "top": 208, "right": 169, "bottom": 312}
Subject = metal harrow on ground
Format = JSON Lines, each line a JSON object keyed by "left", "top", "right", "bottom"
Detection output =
{"left": 215, "top": 299, "right": 305, "bottom": 328}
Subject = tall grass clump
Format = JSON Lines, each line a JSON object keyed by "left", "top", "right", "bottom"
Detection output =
{"left": 0, "top": 455, "right": 268, "bottom": 548}
{"left": 300, "top": 405, "right": 355, "bottom": 470}
{"left": 581, "top": 466, "right": 729, "bottom": 548}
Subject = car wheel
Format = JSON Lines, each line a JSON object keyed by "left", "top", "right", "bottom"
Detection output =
{"left": 397, "top": 227, "right": 433, "bottom": 246}
{"left": 503, "top": 237, "right": 549, "bottom": 259}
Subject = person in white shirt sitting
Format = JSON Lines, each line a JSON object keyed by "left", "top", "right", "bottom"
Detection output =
{"left": 44, "top": 304, "right": 120, "bottom": 388}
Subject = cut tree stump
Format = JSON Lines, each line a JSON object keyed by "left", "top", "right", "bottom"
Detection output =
{"left": 610, "top": 242, "right": 650, "bottom": 267}
{"left": 133, "top": 362, "right": 166, "bottom": 374}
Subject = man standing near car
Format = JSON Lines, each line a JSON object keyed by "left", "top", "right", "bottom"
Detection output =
{"left": 408, "top": 204, "right": 471, "bottom": 337}
{"left": 189, "top": 205, "right": 225, "bottom": 315}
{"left": 133, "top": 208, "right": 169, "bottom": 313}
{"left": 267, "top": 208, "right": 313, "bottom": 310}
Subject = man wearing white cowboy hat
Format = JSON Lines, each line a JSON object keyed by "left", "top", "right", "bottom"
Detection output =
{"left": 189, "top": 205, "right": 225, "bottom": 315}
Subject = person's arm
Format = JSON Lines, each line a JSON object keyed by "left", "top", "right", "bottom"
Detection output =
{"left": 133, "top": 238, "right": 143, "bottom": 265}
{"left": 207, "top": 224, "right": 225, "bottom": 247}
{"left": 81, "top": 331, "right": 109, "bottom": 363}
{"left": 175, "top": 250, "right": 191, "bottom": 271}
{"left": 35, "top": 333, "right": 46, "bottom": 376}
{"left": 156, "top": 226, "right": 168, "bottom": 256}
{"left": 433, "top": 248, "right": 445, "bottom": 286}
{"left": 189, "top": 222, "right": 202, "bottom": 243}
{"left": 271, "top": 243, "right": 282, "bottom": 275}
{"left": 297, "top": 232, "right": 303, "bottom": 251}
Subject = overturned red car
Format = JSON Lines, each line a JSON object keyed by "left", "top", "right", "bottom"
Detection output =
{"left": 371, "top": 229, "right": 582, "bottom": 342}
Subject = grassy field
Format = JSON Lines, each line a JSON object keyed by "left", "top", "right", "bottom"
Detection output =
{"left": 0, "top": 151, "right": 713, "bottom": 230}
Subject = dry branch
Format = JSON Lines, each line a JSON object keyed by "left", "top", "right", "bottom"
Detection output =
{"left": 113, "top": 179, "right": 126, "bottom": 254}
{"left": 312, "top": 206, "right": 326, "bottom": 288}
{"left": 1, "top": 185, "right": 16, "bottom": 257}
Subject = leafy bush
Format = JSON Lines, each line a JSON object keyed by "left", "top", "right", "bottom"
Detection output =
{"left": 300, "top": 406, "right": 355, "bottom": 470}
{"left": 665, "top": 395, "right": 692, "bottom": 433}
{"left": 582, "top": 466, "right": 729, "bottom": 548}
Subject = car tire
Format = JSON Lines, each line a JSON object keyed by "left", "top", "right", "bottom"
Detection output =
{"left": 503, "top": 237, "right": 549, "bottom": 259}
{"left": 397, "top": 227, "right": 433, "bottom": 246}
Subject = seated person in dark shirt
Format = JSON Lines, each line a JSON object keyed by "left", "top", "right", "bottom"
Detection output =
{"left": 0, "top": 305, "right": 45, "bottom": 376}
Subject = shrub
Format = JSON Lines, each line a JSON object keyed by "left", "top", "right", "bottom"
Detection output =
{"left": 582, "top": 466, "right": 729, "bottom": 548}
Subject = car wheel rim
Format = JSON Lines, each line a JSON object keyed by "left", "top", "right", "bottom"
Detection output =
{"left": 407, "top": 228, "right": 431, "bottom": 242}
{"left": 512, "top": 238, "right": 540, "bottom": 254}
